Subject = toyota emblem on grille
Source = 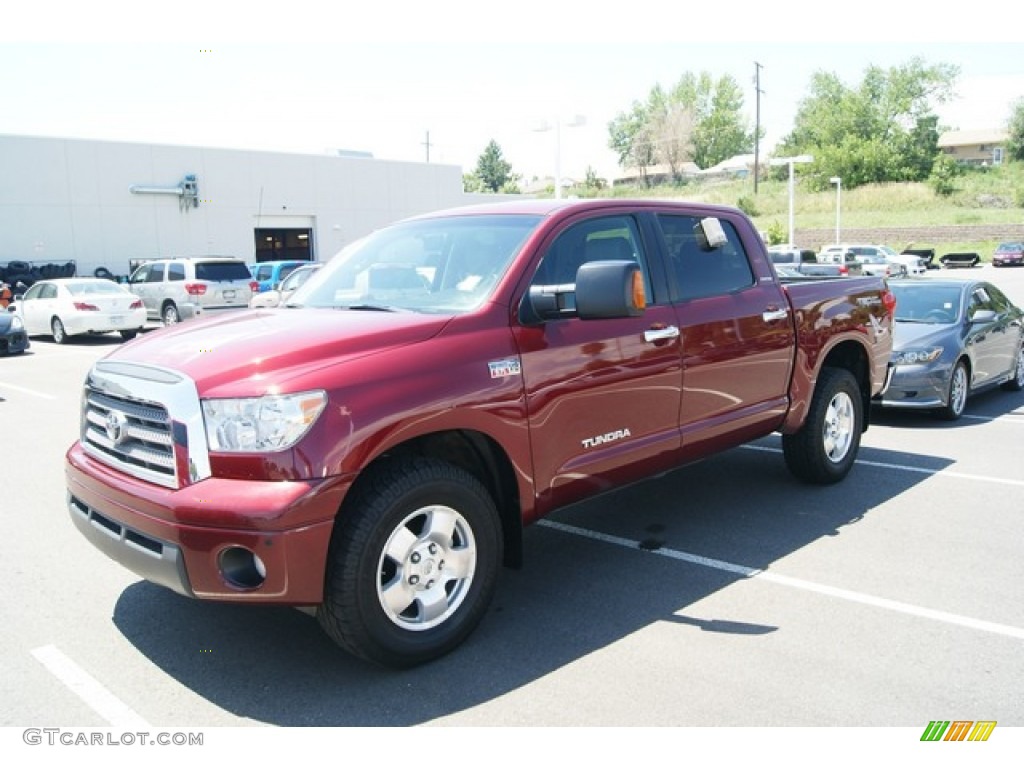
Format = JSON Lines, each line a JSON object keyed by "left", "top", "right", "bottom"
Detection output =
{"left": 104, "top": 410, "right": 129, "bottom": 444}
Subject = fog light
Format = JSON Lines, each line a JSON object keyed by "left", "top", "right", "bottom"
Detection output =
{"left": 219, "top": 546, "right": 266, "bottom": 589}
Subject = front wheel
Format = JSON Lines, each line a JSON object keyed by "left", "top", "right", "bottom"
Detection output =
{"left": 317, "top": 457, "right": 502, "bottom": 668}
{"left": 936, "top": 361, "right": 969, "bottom": 420}
{"left": 783, "top": 367, "right": 862, "bottom": 484}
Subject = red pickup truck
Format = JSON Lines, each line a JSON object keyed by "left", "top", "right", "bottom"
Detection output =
{"left": 66, "top": 199, "right": 895, "bottom": 668}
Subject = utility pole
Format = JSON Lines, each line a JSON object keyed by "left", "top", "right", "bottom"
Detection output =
{"left": 422, "top": 130, "right": 432, "bottom": 163}
{"left": 753, "top": 62, "right": 764, "bottom": 193}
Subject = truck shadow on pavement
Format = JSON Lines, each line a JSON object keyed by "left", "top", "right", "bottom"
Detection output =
{"left": 111, "top": 439, "right": 949, "bottom": 726}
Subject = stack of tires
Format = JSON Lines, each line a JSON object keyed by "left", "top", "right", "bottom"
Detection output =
{"left": 0, "top": 260, "right": 77, "bottom": 289}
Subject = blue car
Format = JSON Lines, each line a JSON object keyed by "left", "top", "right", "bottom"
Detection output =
{"left": 1, "top": 308, "right": 30, "bottom": 355}
{"left": 248, "top": 260, "right": 308, "bottom": 293}
{"left": 876, "top": 279, "right": 1024, "bottom": 419}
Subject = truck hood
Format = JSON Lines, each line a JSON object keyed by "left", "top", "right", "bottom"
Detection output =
{"left": 103, "top": 308, "right": 452, "bottom": 395}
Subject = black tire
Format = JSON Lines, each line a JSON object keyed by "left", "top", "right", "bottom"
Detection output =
{"left": 317, "top": 457, "right": 502, "bottom": 668}
{"left": 162, "top": 302, "right": 180, "bottom": 326}
{"left": 94, "top": 266, "right": 114, "bottom": 280}
{"left": 51, "top": 316, "right": 68, "bottom": 345}
{"left": 936, "top": 360, "right": 969, "bottom": 420}
{"left": 119, "top": 329, "right": 139, "bottom": 341}
{"left": 783, "top": 367, "right": 862, "bottom": 484}
{"left": 1001, "top": 342, "right": 1024, "bottom": 392}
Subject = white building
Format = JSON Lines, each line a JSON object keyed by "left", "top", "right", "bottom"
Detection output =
{"left": 0, "top": 134, "right": 508, "bottom": 281}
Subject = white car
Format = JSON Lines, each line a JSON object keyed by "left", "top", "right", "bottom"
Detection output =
{"left": 877, "top": 245, "right": 927, "bottom": 277}
{"left": 17, "top": 278, "right": 147, "bottom": 343}
{"left": 821, "top": 243, "right": 922, "bottom": 278}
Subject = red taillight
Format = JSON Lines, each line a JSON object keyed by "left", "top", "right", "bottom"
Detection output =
{"left": 839, "top": 265, "right": 849, "bottom": 275}
{"left": 130, "top": 299, "right": 143, "bottom": 309}
{"left": 184, "top": 283, "right": 207, "bottom": 296}
{"left": 249, "top": 281, "right": 260, "bottom": 293}
{"left": 882, "top": 289, "right": 897, "bottom": 316}
{"left": 73, "top": 302, "right": 100, "bottom": 311}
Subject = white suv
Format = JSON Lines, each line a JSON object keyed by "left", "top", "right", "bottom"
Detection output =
{"left": 127, "top": 257, "right": 258, "bottom": 325}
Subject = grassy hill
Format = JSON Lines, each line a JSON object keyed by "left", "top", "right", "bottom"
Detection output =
{"left": 597, "top": 162, "right": 1024, "bottom": 259}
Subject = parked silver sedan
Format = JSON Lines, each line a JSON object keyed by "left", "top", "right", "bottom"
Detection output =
{"left": 17, "top": 278, "right": 147, "bottom": 343}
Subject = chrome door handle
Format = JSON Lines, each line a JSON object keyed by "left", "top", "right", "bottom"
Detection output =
{"left": 762, "top": 307, "right": 789, "bottom": 322}
{"left": 644, "top": 325, "right": 680, "bottom": 343}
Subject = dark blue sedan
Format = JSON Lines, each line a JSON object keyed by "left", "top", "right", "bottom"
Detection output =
{"left": 875, "top": 279, "right": 1024, "bottom": 419}
{"left": 1, "top": 308, "right": 30, "bottom": 355}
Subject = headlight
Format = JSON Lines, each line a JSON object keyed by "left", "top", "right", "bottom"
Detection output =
{"left": 202, "top": 390, "right": 327, "bottom": 452}
{"left": 10, "top": 315, "right": 23, "bottom": 330}
{"left": 894, "top": 347, "right": 943, "bottom": 365}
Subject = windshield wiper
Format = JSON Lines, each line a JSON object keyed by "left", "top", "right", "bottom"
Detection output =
{"left": 340, "top": 304, "right": 409, "bottom": 313}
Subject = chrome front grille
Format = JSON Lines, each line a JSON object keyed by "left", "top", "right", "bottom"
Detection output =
{"left": 79, "top": 360, "right": 212, "bottom": 489}
{"left": 82, "top": 388, "right": 178, "bottom": 487}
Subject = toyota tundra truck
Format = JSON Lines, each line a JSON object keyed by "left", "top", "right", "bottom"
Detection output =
{"left": 66, "top": 199, "right": 895, "bottom": 668}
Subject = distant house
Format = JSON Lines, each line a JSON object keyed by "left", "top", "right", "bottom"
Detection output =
{"left": 612, "top": 162, "right": 700, "bottom": 187}
{"left": 937, "top": 129, "right": 1009, "bottom": 166}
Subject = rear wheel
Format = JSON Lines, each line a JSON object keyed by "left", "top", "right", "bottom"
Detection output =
{"left": 1000, "top": 342, "right": 1024, "bottom": 392}
{"left": 119, "top": 329, "right": 139, "bottom": 341}
{"left": 51, "top": 317, "right": 67, "bottom": 344}
{"left": 162, "top": 302, "right": 180, "bottom": 326}
{"left": 783, "top": 367, "right": 862, "bottom": 484}
{"left": 937, "top": 361, "right": 969, "bottom": 420}
{"left": 317, "top": 457, "right": 502, "bottom": 668}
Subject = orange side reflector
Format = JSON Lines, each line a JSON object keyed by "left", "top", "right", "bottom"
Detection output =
{"left": 631, "top": 271, "right": 646, "bottom": 310}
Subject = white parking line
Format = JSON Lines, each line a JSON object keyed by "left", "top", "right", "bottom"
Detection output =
{"left": 0, "top": 382, "right": 57, "bottom": 399}
{"left": 537, "top": 520, "right": 1024, "bottom": 641}
{"left": 742, "top": 444, "right": 1024, "bottom": 487}
{"left": 31, "top": 644, "right": 152, "bottom": 729}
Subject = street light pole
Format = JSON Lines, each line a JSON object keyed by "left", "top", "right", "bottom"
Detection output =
{"left": 535, "top": 115, "right": 586, "bottom": 199}
{"left": 829, "top": 176, "right": 842, "bottom": 244}
{"left": 769, "top": 154, "right": 813, "bottom": 245}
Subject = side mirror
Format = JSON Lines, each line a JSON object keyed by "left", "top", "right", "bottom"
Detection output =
{"left": 970, "top": 309, "right": 997, "bottom": 325}
{"left": 520, "top": 260, "right": 645, "bottom": 324}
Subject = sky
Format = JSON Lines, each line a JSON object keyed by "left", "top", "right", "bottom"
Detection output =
{"left": 3, "top": 2, "right": 1023, "bottom": 184}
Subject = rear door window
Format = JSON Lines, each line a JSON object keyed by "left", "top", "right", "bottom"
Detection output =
{"left": 196, "top": 261, "right": 251, "bottom": 281}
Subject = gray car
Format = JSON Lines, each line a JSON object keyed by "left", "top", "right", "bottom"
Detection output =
{"left": 127, "top": 257, "right": 257, "bottom": 325}
{"left": 875, "top": 279, "right": 1024, "bottom": 419}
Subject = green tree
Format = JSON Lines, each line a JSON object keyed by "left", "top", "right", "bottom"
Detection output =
{"left": 671, "top": 72, "right": 752, "bottom": 170}
{"left": 607, "top": 72, "right": 751, "bottom": 180}
{"left": 471, "top": 140, "right": 517, "bottom": 193}
{"left": 777, "top": 57, "right": 959, "bottom": 190}
{"left": 1007, "top": 97, "right": 1024, "bottom": 162}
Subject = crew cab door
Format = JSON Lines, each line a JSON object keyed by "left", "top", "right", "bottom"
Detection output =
{"left": 513, "top": 214, "right": 682, "bottom": 511}
{"left": 655, "top": 213, "right": 796, "bottom": 460}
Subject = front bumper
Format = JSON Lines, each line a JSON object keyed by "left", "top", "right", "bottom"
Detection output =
{"left": 873, "top": 362, "right": 951, "bottom": 409}
{"left": 1, "top": 329, "right": 29, "bottom": 354}
{"left": 66, "top": 442, "right": 350, "bottom": 604}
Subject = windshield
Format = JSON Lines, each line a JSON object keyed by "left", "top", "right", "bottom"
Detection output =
{"left": 290, "top": 214, "right": 541, "bottom": 313}
{"left": 891, "top": 285, "right": 963, "bottom": 323}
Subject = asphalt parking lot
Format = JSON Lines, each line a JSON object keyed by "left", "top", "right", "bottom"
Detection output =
{"left": 2, "top": 266, "right": 1022, "bottom": 740}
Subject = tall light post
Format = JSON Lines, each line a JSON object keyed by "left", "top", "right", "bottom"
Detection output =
{"left": 829, "top": 176, "right": 842, "bottom": 244}
{"left": 533, "top": 114, "right": 586, "bottom": 199}
{"left": 769, "top": 154, "right": 813, "bottom": 246}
